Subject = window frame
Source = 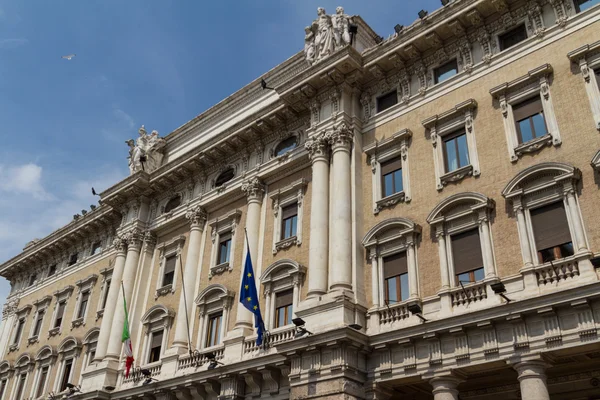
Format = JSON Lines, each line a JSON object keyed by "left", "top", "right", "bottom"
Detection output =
{"left": 95, "top": 267, "right": 113, "bottom": 320}
{"left": 271, "top": 136, "right": 299, "bottom": 158}
{"left": 155, "top": 236, "right": 186, "bottom": 298}
{"left": 90, "top": 240, "right": 103, "bottom": 256}
{"left": 513, "top": 97, "right": 548, "bottom": 144}
{"left": 9, "top": 305, "right": 32, "bottom": 352}
{"left": 52, "top": 337, "right": 81, "bottom": 393}
{"left": 376, "top": 90, "right": 399, "bottom": 113}
{"left": 442, "top": 130, "right": 470, "bottom": 173}
{"left": 82, "top": 328, "right": 99, "bottom": 369}
{"left": 274, "top": 289, "right": 294, "bottom": 329}
{"left": 498, "top": 23, "right": 528, "bottom": 52}
{"left": 568, "top": 41, "right": 600, "bottom": 131}
{"left": 140, "top": 306, "right": 174, "bottom": 367}
{"left": 208, "top": 210, "right": 241, "bottom": 278}
{"left": 205, "top": 312, "right": 223, "bottom": 348}
{"left": 270, "top": 179, "right": 307, "bottom": 254}
{"left": 68, "top": 253, "right": 79, "bottom": 267}
{"left": 32, "top": 347, "right": 55, "bottom": 399}
{"left": 194, "top": 285, "right": 234, "bottom": 351}
{"left": 72, "top": 274, "right": 97, "bottom": 329}
{"left": 364, "top": 129, "right": 413, "bottom": 214}
{"left": 29, "top": 296, "right": 51, "bottom": 344}
{"left": 433, "top": 58, "right": 459, "bottom": 85}
{"left": 574, "top": 0, "right": 600, "bottom": 13}
{"left": 214, "top": 167, "right": 235, "bottom": 189}
{"left": 422, "top": 99, "right": 480, "bottom": 191}
{"left": 260, "top": 260, "right": 306, "bottom": 331}
{"left": 49, "top": 285, "right": 74, "bottom": 337}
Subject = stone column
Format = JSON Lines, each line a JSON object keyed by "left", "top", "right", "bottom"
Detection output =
{"left": 514, "top": 360, "right": 550, "bottom": 400}
{"left": 95, "top": 236, "right": 127, "bottom": 362}
{"left": 327, "top": 123, "right": 354, "bottom": 292}
{"left": 105, "top": 229, "right": 144, "bottom": 361}
{"left": 430, "top": 376, "right": 462, "bottom": 400}
{"left": 234, "top": 178, "right": 264, "bottom": 331}
{"left": 564, "top": 189, "right": 587, "bottom": 253}
{"left": 478, "top": 216, "right": 496, "bottom": 278}
{"left": 264, "top": 289, "right": 272, "bottom": 330}
{"left": 407, "top": 239, "right": 419, "bottom": 299}
{"left": 173, "top": 206, "right": 207, "bottom": 353}
{"left": 305, "top": 135, "right": 330, "bottom": 297}
{"left": 436, "top": 226, "right": 451, "bottom": 290}
{"left": 515, "top": 204, "right": 534, "bottom": 267}
{"left": 369, "top": 252, "right": 380, "bottom": 308}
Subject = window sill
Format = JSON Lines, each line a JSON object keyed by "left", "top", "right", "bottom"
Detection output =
{"left": 209, "top": 262, "right": 232, "bottom": 278}
{"left": 375, "top": 191, "right": 406, "bottom": 214}
{"left": 273, "top": 236, "right": 298, "bottom": 254}
{"left": 71, "top": 317, "right": 85, "bottom": 329}
{"left": 514, "top": 133, "right": 553, "bottom": 159}
{"left": 8, "top": 344, "right": 19, "bottom": 353}
{"left": 48, "top": 327, "right": 61, "bottom": 337}
{"left": 155, "top": 284, "right": 174, "bottom": 299}
{"left": 440, "top": 165, "right": 473, "bottom": 188}
{"left": 27, "top": 336, "right": 39, "bottom": 345}
{"left": 96, "top": 309, "right": 104, "bottom": 321}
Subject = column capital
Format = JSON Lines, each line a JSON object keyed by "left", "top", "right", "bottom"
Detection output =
{"left": 144, "top": 231, "right": 157, "bottom": 252}
{"left": 326, "top": 121, "right": 354, "bottom": 153}
{"left": 305, "top": 134, "right": 329, "bottom": 162}
{"left": 513, "top": 359, "right": 550, "bottom": 379}
{"left": 241, "top": 177, "right": 265, "bottom": 204}
{"left": 112, "top": 236, "right": 128, "bottom": 254}
{"left": 124, "top": 228, "right": 144, "bottom": 250}
{"left": 429, "top": 375, "right": 463, "bottom": 397}
{"left": 185, "top": 206, "right": 207, "bottom": 229}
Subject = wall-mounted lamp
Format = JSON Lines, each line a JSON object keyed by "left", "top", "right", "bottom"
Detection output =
{"left": 408, "top": 303, "right": 428, "bottom": 323}
{"left": 490, "top": 282, "right": 512, "bottom": 303}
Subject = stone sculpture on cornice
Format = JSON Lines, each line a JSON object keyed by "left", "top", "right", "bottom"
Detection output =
{"left": 304, "top": 7, "right": 354, "bottom": 66}
{"left": 126, "top": 125, "right": 167, "bottom": 175}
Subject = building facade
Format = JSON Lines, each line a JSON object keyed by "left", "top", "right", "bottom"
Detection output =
{"left": 1, "top": 1, "right": 600, "bottom": 399}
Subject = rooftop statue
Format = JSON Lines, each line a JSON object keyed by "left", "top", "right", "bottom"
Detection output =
{"left": 126, "top": 125, "right": 167, "bottom": 175}
{"left": 304, "top": 6, "right": 354, "bottom": 66}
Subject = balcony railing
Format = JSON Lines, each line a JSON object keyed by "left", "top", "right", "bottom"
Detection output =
{"left": 451, "top": 281, "right": 487, "bottom": 307}
{"left": 243, "top": 325, "right": 296, "bottom": 356}
{"left": 535, "top": 258, "right": 579, "bottom": 286}
{"left": 122, "top": 361, "right": 162, "bottom": 385}
{"left": 177, "top": 346, "right": 224, "bottom": 372}
{"left": 379, "top": 302, "right": 410, "bottom": 325}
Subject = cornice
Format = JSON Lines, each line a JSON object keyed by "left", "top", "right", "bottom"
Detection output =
{"left": 489, "top": 64, "right": 553, "bottom": 97}
{"left": 567, "top": 39, "right": 600, "bottom": 62}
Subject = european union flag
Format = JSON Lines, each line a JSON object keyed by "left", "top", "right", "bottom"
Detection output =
{"left": 240, "top": 239, "right": 265, "bottom": 346}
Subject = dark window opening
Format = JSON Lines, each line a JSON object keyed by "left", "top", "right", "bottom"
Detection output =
{"left": 275, "top": 289, "right": 294, "bottom": 328}
{"left": 162, "top": 255, "right": 176, "bottom": 287}
{"left": 68, "top": 253, "right": 78, "bottom": 266}
{"left": 60, "top": 358, "right": 73, "bottom": 392}
{"left": 452, "top": 229, "right": 485, "bottom": 284}
{"left": 443, "top": 131, "right": 470, "bottom": 172}
{"left": 499, "top": 24, "right": 528, "bottom": 51}
{"left": 574, "top": 0, "right": 600, "bottom": 12}
{"left": 55, "top": 301, "right": 66, "bottom": 328}
{"left": 48, "top": 264, "right": 57, "bottom": 277}
{"left": 33, "top": 310, "right": 45, "bottom": 337}
{"left": 215, "top": 168, "right": 235, "bottom": 187}
{"left": 513, "top": 96, "right": 548, "bottom": 144}
{"left": 0, "top": 379, "right": 7, "bottom": 400}
{"left": 281, "top": 204, "right": 298, "bottom": 240}
{"left": 377, "top": 90, "right": 398, "bottom": 113}
{"left": 78, "top": 291, "right": 90, "bottom": 319}
{"left": 274, "top": 137, "right": 297, "bottom": 156}
{"left": 14, "top": 374, "right": 26, "bottom": 400}
{"left": 91, "top": 241, "right": 102, "bottom": 255}
{"left": 13, "top": 318, "right": 25, "bottom": 345}
{"left": 28, "top": 274, "right": 37, "bottom": 287}
{"left": 531, "top": 202, "right": 574, "bottom": 263}
{"left": 101, "top": 279, "right": 111, "bottom": 310}
{"left": 148, "top": 330, "right": 163, "bottom": 363}
{"left": 383, "top": 252, "right": 409, "bottom": 304}
{"left": 164, "top": 195, "right": 182, "bottom": 213}
{"left": 381, "top": 157, "right": 403, "bottom": 197}
{"left": 206, "top": 313, "right": 223, "bottom": 347}
{"left": 36, "top": 366, "right": 49, "bottom": 398}
{"left": 434, "top": 59, "right": 458, "bottom": 84}
{"left": 595, "top": 69, "right": 600, "bottom": 92}
{"left": 88, "top": 349, "right": 96, "bottom": 365}
{"left": 218, "top": 233, "right": 232, "bottom": 265}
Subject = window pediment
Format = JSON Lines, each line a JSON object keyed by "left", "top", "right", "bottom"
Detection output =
{"left": 427, "top": 192, "right": 494, "bottom": 227}
{"left": 58, "top": 336, "right": 81, "bottom": 355}
{"left": 502, "top": 162, "right": 580, "bottom": 200}
{"left": 83, "top": 327, "right": 100, "bottom": 345}
{"left": 141, "top": 305, "right": 175, "bottom": 328}
{"left": 53, "top": 285, "right": 74, "bottom": 300}
{"left": 195, "top": 284, "right": 234, "bottom": 306}
{"left": 15, "top": 304, "right": 32, "bottom": 317}
{"left": 32, "top": 296, "right": 52, "bottom": 309}
{"left": 362, "top": 218, "right": 421, "bottom": 251}
{"left": 261, "top": 260, "right": 306, "bottom": 285}
{"left": 0, "top": 361, "right": 11, "bottom": 375}
{"left": 15, "top": 353, "right": 32, "bottom": 370}
{"left": 489, "top": 64, "right": 553, "bottom": 99}
{"left": 35, "top": 345, "right": 56, "bottom": 362}
{"left": 75, "top": 274, "right": 98, "bottom": 291}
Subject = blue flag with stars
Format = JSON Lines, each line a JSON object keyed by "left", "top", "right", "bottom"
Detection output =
{"left": 240, "top": 240, "right": 265, "bottom": 346}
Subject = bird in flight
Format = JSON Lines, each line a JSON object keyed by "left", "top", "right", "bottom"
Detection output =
{"left": 61, "top": 54, "right": 76, "bottom": 60}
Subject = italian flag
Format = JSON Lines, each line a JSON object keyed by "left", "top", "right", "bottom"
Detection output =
{"left": 121, "top": 284, "right": 134, "bottom": 378}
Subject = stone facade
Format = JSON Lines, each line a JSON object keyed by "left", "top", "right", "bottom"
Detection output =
{"left": 1, "top": 1, "right": 600, "bottom": 399}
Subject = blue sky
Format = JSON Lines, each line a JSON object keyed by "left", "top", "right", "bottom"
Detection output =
{"left": 0, "top": 0, "right": 441, "bottom": 306}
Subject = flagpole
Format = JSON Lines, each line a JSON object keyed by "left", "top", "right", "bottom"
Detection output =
{"left": 121, "top": 282, "right": 133, "bottom": 369}
{"left": 177, "top": 252, "right": 193, "bottom": 354}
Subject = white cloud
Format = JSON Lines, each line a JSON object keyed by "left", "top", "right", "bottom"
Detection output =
{"left": 0, "top": 163, "right": 52, "bottom": 200}
{"left": 114, "top": 108, "right": 135, "bottom": 129}
{"left": 0, "top": 38, "right": 28, "bottom": 49}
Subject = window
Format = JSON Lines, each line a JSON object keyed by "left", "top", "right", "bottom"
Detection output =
{"left": 35, "top": 366, "right": 49, "bottom": 398}
{"left": 513, "top": 97, "right": 547, "bottom": 144}
{"left": 14, "top": 373, "right": 26, "bottom": 400}
{"left": 13, "top": 318, "right": 25, "bottom": 345}
{"left": 281, "top": 204, "right": 298, "bottom": 240}
{"left": 531, "top": 202, "right": 574, "bottom": 263}
{"left": 48, "top": 264, "right": 57, "bottom": 277}
{"left": 162, "top": 255, "right": 176, "bottom": 287}
{"left": 381, "top": 157, "right": 403, "bottom": 198}
{"left": 101, "top": 279, "right": 111, "bottom": 310}
{"left": 148, "top": 330, "right": 163, "bottom": 363}
{"left": 32, "top": 310, "right": 45, "bottom": 337}
{"left": 91, "top": 241, "right": 102, "bottom": 256}
{"left": 59, "top": 358, "right": 73, "bottom": 392}
{"left": 274, "top": 290, "right": 293, "bottom": 328}
{"left": 55, "top": 301, "right": 66, "bottom": 328}
{"left": 218, "top": 233, "right": 232, "bottom": 265}
{"left": 77, "top": 291, "right": 90, "bottom": 319}
{"left": 383, "top": 253, "right": 409, "bottom": 304}
{"left": 0, "top": 379, "right": 6, "bottom": 400}
{"left": 574, "top": 0, "right": 600, "bottom": 12}
{"left": 215, "top": 168, "right": 235, "bottom": 187}
{"left": 451, "top": 229, "right": 485, "bottom": 284}
{"left": 569, "top": 45, "right": 600, "bottom": 130}
{"left": 164, "top": 195, "right": 182, "bottom": 213}
{"left": 443, "top": 131, "right": 470, "bottom": 173}
{"left": 68, "top": 253, "right": 78, "bottom": 266}
{"left": 274, "top": 137, "right": 297, "bottom": 157}
{"left": 377, "top": 90, "right": 398, "bottom": 113}
{"left": 434, "top": 59, "right": 458, "bottom": 84}
{"left": 88, "top": 350, "right": 96, "bottom": 365}
{"left": 596, "top": 69, "right": 600, "bottom": 92}
{"left": 499, "top": 24, "right": 527, "bottom": 51}
{"left": 28, "top": 274, "right": 37, "bottom": 287}
{"left": 205, "top": 313, "right": 222, "bottom": 348}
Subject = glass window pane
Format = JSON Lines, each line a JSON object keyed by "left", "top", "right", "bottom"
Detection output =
{"left": 531, "top": 113, "right": 547, "bottom": 138}
{"left": 291, "top": 216, "right": 297, "bottom": 237}
{"left": 518, "top": 119, "right": 534, "bottom": 143}
{"left": 286, "top": 305, "right": 293, "bottom": 325}
{"left": 386, "top": 278, "right": 398, "bottom": 303}
{"left": 400, "top": 273, "right": 409, "bottom": 302}
{"left": 394, "top": 170, "right": 403, "bottom": 193}
{"left": 473, "top": 268, "right": 485, "bottom": 282}
{"left": 277, "top": 308, "right": 285, "bottom": 328}
{"left": 436, "top": 67, "right": 457, "bottom": 83}
{"left": 457, "top": 272, "right": 471, "bottom": 284}
{"left": 445, "top": 138, "right": 458, "bottom": 172}
{"left": 457, "top": 134, "right": 470, "bottom": 168}
{"left": 577, "top": 0, "right": 600, "bottom": 12}
{"left": 559, "top": 242, "right": 574, "bottom": 258}
{"left": 383, "top": 173, "right": 394, "bottom": 197}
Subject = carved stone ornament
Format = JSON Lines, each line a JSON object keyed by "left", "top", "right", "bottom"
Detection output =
{"left": 304, "top": 7, "right": 354, "bottom": 66}
{"left": 2, "top": 298, "right": 19, "bottom": 318}
{"left": 126, "top": 125, "right": 167, "bottom": 175}
{"left": 112, "top": 236, "right": 128, "bottom": 253}
{"left": 275, "top": 236, "right": 298, "bottom": 253}
{"left": 241, "top": 178, "right": 265, "bottom": 203}
{"left": 326, "top": 122, "right": 354, "bottom": 151}
{"left": 185, "top": 206, "right": 208, "bottom": 228}
{"left": 305, "top": 135, "right": 329, "bottom": 161}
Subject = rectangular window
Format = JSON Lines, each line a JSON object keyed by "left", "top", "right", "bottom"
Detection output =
{"left": 48, "top": 264, "right": 57, "bottom": 277}
{"left": 77, "top": 291, "right": 90, "bottom": 319}
{"left": 91, "top": 241, "right": 102, "bottom": 256}
{"left": 377, "top": 90, "right": 398, "bottom": 113}
{"left": 499, "top": 24, "right": 528, "bottom": 51}
{"left": 35, "top": 366, "right": 49, "bottom": 398}
{"left": 383, "top": 252, "right": 409, "bottom": 304}
{"left": 60, "top": 358, "right": 73, "bottom": 392}
{"left": 381, "top": 157, "right": 403, "bottom": 197}
{"left": 101, "top": 279, "right": 111, "bottom": 310}
{"left": 513, "top": 96, "right": 547, "bottom": 143}
{"left": 68, "top": 253, "right": 78, "bottom": 266}
{"left": 275, "top": 289, "right": 293, "bottom": 328}
{"left": 28, "top": 274, "right": 37, "bottom": 287}
{"left": 531, "top": 202, "right": 574, "bottom": 263}
{"left": 13, "top": 318, "right": 25, "bottom": 345}
{"left": 218, "top": 233, "right": 232, "bottom": 265}
{"left": 434, "top": 59, "right": 458, "bottom": 84}
{"left": 148, "top": 330, "right": 163, "bottom": 363}
{"left": 33, "top": 310, "right": 45, "bottom": 337}
{"left": 162, "top": 255, "right": 176, "bottom": 287}
{"left": 14, "top": 374, "right": 26, "bottom": 400}
{"left": 88, "top": 349, "right": 96, "bottom": 365}
{"left": 0, "top": 379, "right": 6, "bottom": 400}
{"left": 55, "top": 301, "right": 66, "bottom": 328}
{"left": 281, "top": 204, "right": 298, "bottom": 240}
{"left": 452, "top": 229, "right": 485, "bottom": 284}
{"left": 574, "top": 0, "right": 600, "bottom": 12}
{"left": 206, "top": 313, "right": 222, "bottom": 348}
{"left": 443, "top": 131, "right": 470, "bottom": 172}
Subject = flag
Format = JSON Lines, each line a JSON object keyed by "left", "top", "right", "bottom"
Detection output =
{"left": 121, "top": 284, "right": 134, "bottom": 378}
{"left": 239, "top": 236, "right": 265, "bottom": 346}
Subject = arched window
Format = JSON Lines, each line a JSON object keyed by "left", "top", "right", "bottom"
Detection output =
{"left": 82, "top": 328, "right": 100, "bottom": 367}
{"left": 13, "top": 354, "right": 32, "bottom": 400}
{"left": 32, "top": 346, "right": 55, "bottom": 398}
{"left": 140, "top": 306, "right": 174, "bottom": 365}
{"left": 164, "top": 195, "right": 182, "bottom": 213}
{"left": 195, "top": 284, "right": 234, "bottom": 350}
{"left": 215, "top": 168, "right": 235, "bottom": 188}
{"left": 260, "top": 260, "right": 306, "bottom": 330}
{"left": 0, "top": 361, "right": 11, "bottom": 399}
{"left": 55, "top": 337, "right": 81, "bottom": 393}
{"left": 273, "top": 137, "right": 297, "bottom": 157}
